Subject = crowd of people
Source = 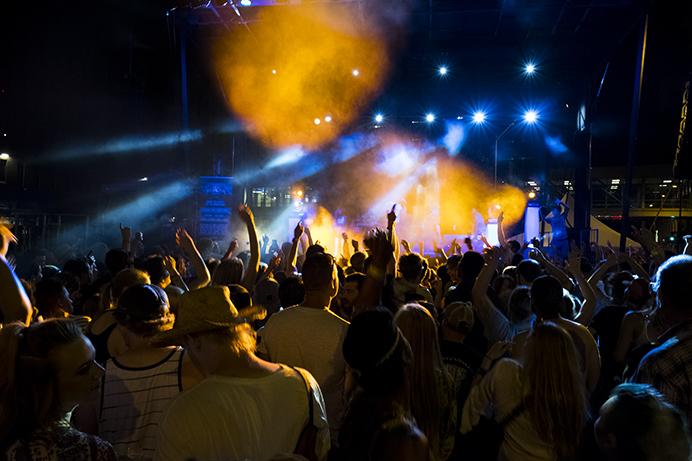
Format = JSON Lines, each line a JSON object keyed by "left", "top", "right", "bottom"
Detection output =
{"left": 0, "top": 204, "right": 691, "bottom": 461}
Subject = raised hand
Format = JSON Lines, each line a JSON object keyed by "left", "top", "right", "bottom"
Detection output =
{"left": 175, "top": 228, "right": 196, "bottom": 255}
{"left": 293, "top": 222, "right": 304, "bottom": 241}
{"left": 342, "top": 232, "right": 349, "bottom": 241}
{"left": 119, "top": 223, "right": 132, "bottom": 242}
{"left": 484, "top": 246, "right": 499, "bottom": 265}
{"left": 529, "top": 247, "right": 547, "bottom": 263}
{"left": 401, "top": 239, "right": 411, "bottom": 254}
{"left": 464, "top": 237, "right": 473, "bottom": 250}
{"left": 0, "top": 223, "right": 17, "bottom": 258}
{"left": 365, "top": 228, "right": 394, "bottom": 267}
{"left": 262, "top": 234, "right": 270, "bottom": 245}
{"left": 387, "top": 204, "right": 397, "bottom": 226}
{"left": 238, "top": 204, "right": 255, "bottom": 225}
{"left": 163, "top": 255, "right": 179, "bottom": 274}
{"left": 228, "top": 239, "right": 238, "bottom": 254}
{"left": 351, "top": 239, "right": 359, "bottom": 252}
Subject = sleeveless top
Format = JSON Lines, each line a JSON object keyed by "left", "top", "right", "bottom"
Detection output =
{"left": 99, "top": 347, "right": 184, "bottom": 460}
{"left": 88, "top": 322, "right": 118, "bottom": 365}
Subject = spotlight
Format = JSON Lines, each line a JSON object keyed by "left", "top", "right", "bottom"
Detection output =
{"left": 139, "top": 177, "right": 148, "bottom": 182}
{"left": 296, "top": 190, "right": 304, "bottom": 198}
{"left": 494, "top": 204, "right": 502, "bottom": 210}
{"left": 271, "top": 69, "right": 277, "bottom": 75}
{"left": 524, "top": 63, "right": 536, "bottom": 75}
{"left": 324, "top": 115, "right": 332, "bottom": 123}
{"left": 374, "top": 113, "right": 384, "bottom": 124}
{"left": 314, "top": 118, "right": 321, "bottom": 125}
{"left": 523, "top": 110, "right": 539, "bottom": 124}
{"left": 0, "top": 153, "right": 9, "bottom": 160}
{"left": 352, "top": 69, "right": 360, "bottom": 77}
{"left": 472, "top": 111, "right": 486, "bottom": 124}
{"left": 438, "top": 66, "right": 448, "bottom": 76}
{"left": 425, "top": 113, "right": 435, "bottom": 123}
{"left": 240, "top": 0, "right": 251, "bottom": 5}
{"left": 528, "top": 191, "right": 536, "bottom": 199}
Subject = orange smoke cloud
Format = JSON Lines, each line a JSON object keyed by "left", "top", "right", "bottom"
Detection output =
{"left": 437, "top": 157, "right": 527, "bottom": 235}
{"left": 213, "top": 5, "right": 392, "bottom": 149}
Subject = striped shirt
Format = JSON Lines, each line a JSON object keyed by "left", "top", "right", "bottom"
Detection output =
{"left": 99, "top": 347, "right": 183, "bottom": 460}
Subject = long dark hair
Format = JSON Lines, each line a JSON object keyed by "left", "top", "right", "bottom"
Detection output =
{"left": 0, "top": 319, "right": 84, "bottom": 446}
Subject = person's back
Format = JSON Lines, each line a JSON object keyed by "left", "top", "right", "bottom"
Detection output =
{"left": 97, "top": 284, "right": 200, "bottom": 460}
{"left": 101, "top": 348, "right": 183, "bottom": 459}
{"left": 462, "top": 323, "right": 588, "bottom": 461}
{"left": 152, "top": 286, "right": 330, "bottom": 461}
{"left": 258, "top": 252, "right": 348, "bottom": 439}
{"left": 157, "top": 365, "right": 325, "bottom": 461}
{"left": 529, "top": 275, "right": 601, "bottom": 394}
{"left": 633, "top": 255, "right": 692, "bottom": 426}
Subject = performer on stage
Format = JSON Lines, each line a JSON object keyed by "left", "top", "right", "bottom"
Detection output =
{"left": 542, "top": 199, "right": 569, "bottom": 262}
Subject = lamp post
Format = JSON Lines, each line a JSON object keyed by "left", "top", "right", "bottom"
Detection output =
{"left": 494, "top": 121, "right": 517, "bottom": 187}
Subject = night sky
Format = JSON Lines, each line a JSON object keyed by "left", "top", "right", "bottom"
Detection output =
{"left": 2, "top": 0, "right": 691, "bottom": 214}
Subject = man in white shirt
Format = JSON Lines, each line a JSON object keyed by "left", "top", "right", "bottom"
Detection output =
{"left": 153, "top": 286, "right": 330, "bottom": 461}
{"left": 258, "top": 252, "right": 349, "bottom": 441}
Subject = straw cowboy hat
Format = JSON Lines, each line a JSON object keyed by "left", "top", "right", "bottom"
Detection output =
{"left": 152, "top": 285, "right": 265, "bottom": 346}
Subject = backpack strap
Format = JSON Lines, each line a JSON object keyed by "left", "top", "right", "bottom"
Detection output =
{"left": 292, "top": 367, "right": 314, "bottom": 426}
{"left": 498, "top": 400, "right": 526, "bottom": 427}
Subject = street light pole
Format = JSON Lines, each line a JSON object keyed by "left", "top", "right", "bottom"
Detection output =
{"left": 494, "top": 120, "right": 517, "bottom": 187}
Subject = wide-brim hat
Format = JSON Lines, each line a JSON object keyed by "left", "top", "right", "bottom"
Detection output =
{"left": 151, "top": 285, "right": 265, "bottom": 347}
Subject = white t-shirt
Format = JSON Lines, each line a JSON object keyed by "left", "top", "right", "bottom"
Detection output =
{"left": 461, "top": 359, "right": 555, "bottom": 461}
{"left": 257, "top": 306, "right": 349, "bottom": 438}
{"left": 154, "top": 366, "right": 330, "bottom": 461}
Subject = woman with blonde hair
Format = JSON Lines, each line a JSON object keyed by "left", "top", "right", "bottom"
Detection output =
{"left": 395, "top": 304, "right": 456, "bottom": 461}
{"left": 0, "top": 319, "right": 114, "bottom": 460}
{"left": 461, "top": 322, "right": 588, "bottom": 460}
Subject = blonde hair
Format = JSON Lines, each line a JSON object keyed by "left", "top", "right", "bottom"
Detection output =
{"left": 0, "top": 319, "right": 84, "bottom": 445}
{"left": 523, "top": 322, "right": 588, "bottom": 459}
{"left": 200, "top": 323, "right": 257, "bottom": 356}
{"left": 394, "top": 303, "right": 449, "bottom": 453}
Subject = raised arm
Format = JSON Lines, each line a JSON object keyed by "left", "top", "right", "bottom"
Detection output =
{"left": 0, "top": 256, "right": 32, "bottom": 325}
{"left": 530, "top": 248, "right": 575, "bottom": 291}
{"left": 497, "top": 211, "right": 508, "bottom": 248}
{"left": 568, "top": 248, "right": 597, "bottom": 326}
{"left": 119, "top": 224, "right": 131, "bottom": 254}
{"left": 471, "top": 248, "right": 512, "bottom": 343}
{"left": 619, "top": 253, "right": 649, "bottom": 279}
{"left": 238, "top": 205, "right": 260, "bottom": 290}
{"left": 354, "top": 229, "right": 392, "bottom": 314}
{"left": 587, "top": 253, "right": 618, "bottom": 292}
{"left": 286, "top": 222, "right": 304, "bottom": 275}
{"left": 433, "top": 240, "right": 448, "bottom": 264}
{"left": 222, "top": 238, "right": 238, "bottom": 261}
{"left": 163, "top": 255, "right": 189, "bottom": 292}
{"left": 341, "top": 232, "right": 352, "bottom": 261}
{"left": 175, "top": 228, "right": 211, "bottom": 290}
{"left": 386, "top": 205, "right": 399, "bottom": 277}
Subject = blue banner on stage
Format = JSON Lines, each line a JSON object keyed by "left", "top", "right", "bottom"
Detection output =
{"left": 198, "top": 176, "right": 233, "bottom": 238}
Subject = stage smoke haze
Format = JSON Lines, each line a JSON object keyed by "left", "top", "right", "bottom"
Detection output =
{"left": 306, "top": 131, "right": 527, "bottom": 247}
{"left": 214, "top": 3, "right": 405, "bottom": 149}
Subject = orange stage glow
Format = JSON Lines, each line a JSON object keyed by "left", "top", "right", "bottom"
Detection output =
{"left": 214, "top": 5, "right": 391, "bottom": 149}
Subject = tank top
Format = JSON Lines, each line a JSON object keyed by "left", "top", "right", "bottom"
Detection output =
{"left": 99, "top": 347, "right": 184, "bottom": 460}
